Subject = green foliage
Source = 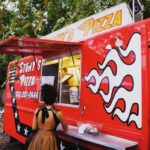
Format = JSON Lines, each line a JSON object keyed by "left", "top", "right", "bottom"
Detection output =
{"left": 142, "top": 0, "right": 150, "bottom": 18}
{"left": 0, "top": 0, "right": 149, "bottom": 39}
{"left": 0, "top": 0, "right": 149, "bottom": 87}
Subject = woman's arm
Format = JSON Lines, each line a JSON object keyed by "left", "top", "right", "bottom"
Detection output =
{"left": 57, "top": 111, "right": 68, "bottom": 132}
{"left": 32, "top": 109, "right": 39, "bottom": 130}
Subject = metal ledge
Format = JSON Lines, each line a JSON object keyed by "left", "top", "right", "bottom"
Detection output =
{"left": 58, "top": 125, "right": 138, "bottom": 150}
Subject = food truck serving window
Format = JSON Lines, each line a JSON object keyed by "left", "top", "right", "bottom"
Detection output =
{"left": 41, "top": 50, "right": 81, "bottom": 106}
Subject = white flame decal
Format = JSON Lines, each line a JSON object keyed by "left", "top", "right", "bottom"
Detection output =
{"left": 84, "top": 33, "right": 142, "bottom": 129}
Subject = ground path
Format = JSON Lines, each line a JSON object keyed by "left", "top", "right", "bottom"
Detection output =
{"left": 0, "top": 118, "right": 27, "bottom": 150}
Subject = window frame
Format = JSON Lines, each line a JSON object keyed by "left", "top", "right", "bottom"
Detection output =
{"left": 40, "top": 49, "right": 81, "bottom": 108}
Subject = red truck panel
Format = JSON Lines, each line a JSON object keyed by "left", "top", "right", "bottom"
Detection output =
{"left": 3, "top": 19, "right": 150, "bottom": 150}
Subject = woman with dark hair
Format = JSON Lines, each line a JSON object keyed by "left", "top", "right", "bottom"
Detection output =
{"left": 28, "top": 84, "right": 68, "bottom": 150}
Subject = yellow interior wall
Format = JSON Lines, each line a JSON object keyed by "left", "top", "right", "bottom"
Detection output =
{"left": 61, "top": 54, "right": 80, "bottom": 86}
{"left": 43, "top": 54, "right": 80, "bottom": 87}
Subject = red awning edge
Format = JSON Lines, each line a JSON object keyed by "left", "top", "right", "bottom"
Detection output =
{"left": 0, "top": 36, "right": 81, "bottom": 55}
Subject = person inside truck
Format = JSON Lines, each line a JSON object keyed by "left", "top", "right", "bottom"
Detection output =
{"left": 60, "top": 67, "right": 79, "bottom": 104}
{"left": 28, "top": 84, "right": 68, "bottom": 150}
{"left": 60, "top": 67, "right": 73, "bottom": 103}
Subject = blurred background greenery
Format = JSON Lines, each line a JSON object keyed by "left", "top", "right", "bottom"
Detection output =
{"left": 0, "top": 0, "right": 149, "bottom": 87}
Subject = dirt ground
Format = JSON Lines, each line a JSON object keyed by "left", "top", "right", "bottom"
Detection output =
{"left": 0, "top": 118, "right": 27, "bottom": 150}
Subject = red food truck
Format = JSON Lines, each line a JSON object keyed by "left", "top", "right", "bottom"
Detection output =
{"left": 0, "top": 3, "right": 150, "bottom": 150}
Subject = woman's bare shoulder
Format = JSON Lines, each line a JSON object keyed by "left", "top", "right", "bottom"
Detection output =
{"left": 34, "top": 106, "right": 43, "bottom": 116}
{"left": 55, "top": 110, "right": 64, "bottom": 118}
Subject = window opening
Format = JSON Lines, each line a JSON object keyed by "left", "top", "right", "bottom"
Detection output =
{"left": 41, "top": 50, "right": 81, "bottom": 105}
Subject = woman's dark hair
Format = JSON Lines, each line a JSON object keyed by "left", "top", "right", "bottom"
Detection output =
{"left": 41, "top": 84, "right": 58, "bottom": 105}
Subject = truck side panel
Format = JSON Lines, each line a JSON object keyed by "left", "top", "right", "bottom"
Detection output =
{"left": 56, "top": 19, "right": 150, "bottom": 150}
{"left": 4, "top": 56, "right": 43, "bottom": 143}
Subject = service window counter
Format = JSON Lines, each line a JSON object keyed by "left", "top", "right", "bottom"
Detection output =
{"left": 57, "top": 125, "right": 138, "bottom": 150}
